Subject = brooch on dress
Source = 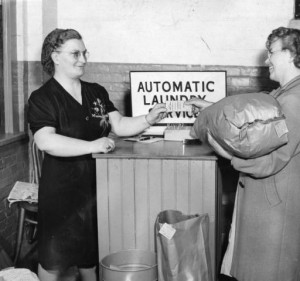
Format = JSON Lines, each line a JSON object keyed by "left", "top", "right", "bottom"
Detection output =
{"left": 91, "top": 98, "right": 110, "bottom": 130}
{"left": 91, "top": 98, "right": 108, "bottom": 118}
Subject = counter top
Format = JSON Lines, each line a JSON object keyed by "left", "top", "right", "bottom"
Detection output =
{"left": 93, "top": 138, "right": 217, "bottom": 160}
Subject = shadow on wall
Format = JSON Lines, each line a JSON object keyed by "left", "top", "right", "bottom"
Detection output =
{"left": 124, "top": 89, "right": 132, "bottom": 117}
{"left": 217, "top": 157, "right": 239, "bottom": 266}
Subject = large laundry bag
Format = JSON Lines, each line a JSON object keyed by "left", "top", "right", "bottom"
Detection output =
{"left": 155, "top": 210, "right": 212, "bottom": 281}
{"left": 191, "top": 93, "right": 288, "bottom": 158}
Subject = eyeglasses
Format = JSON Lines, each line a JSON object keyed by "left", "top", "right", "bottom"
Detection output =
{"left": 267, "top": 49, "right": 284, "bottom": 59}
{"left": 55, "top": 50, "right": 90, "bottom": 60}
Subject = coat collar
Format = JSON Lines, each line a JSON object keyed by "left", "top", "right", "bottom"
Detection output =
{"left": 271, "top": 75, "right": 300, "bottom": 99}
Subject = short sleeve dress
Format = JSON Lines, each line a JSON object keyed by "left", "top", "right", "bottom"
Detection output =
{"left": 27, "top": 78, "right": 117, "bottom": 271}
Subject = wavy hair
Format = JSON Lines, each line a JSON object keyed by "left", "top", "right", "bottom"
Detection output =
{"left": 266, "top": 26, "right": 300, "bottom": 68}
{"left": 41, "top": 28, "right": 82, "bottom": 76}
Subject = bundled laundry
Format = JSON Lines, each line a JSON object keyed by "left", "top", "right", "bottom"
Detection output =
{"left": 191, "top": 93, "right": 289, "bottom": 158}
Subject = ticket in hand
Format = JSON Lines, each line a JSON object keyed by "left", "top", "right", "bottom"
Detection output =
{"left": 166, "top": 101, "right": 192, "bottom": 112}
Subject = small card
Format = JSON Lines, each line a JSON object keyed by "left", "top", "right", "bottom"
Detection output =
{"left": 274, "top": 120, "right": 288, "bottom": 138}
{"left": 166, "top": 101, "right": 192, "bottom": 112}
{"left": 159, "top": 223, "right": 176, "bottom": 240}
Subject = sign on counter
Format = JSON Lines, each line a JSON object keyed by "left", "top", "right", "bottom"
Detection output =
{"left": 130, "top": 71, "right": 227, "bottom": 124}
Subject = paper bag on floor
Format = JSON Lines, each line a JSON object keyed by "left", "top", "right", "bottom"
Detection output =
{"left": 155, "top": 210, "right": 212, "bottom": 281}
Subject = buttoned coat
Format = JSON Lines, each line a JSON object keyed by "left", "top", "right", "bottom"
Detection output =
{"left": 222, "top": 76, "right": 300, "bottom": 281}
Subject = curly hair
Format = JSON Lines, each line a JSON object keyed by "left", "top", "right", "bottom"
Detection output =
{"left": 41, "top": 28, "right": 82, "bottom": 76}
{"left": 266, "top": 26, "right": 300, "bottom": 68}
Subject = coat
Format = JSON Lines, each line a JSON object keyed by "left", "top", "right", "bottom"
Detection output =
{"left": 221, "top": 75, "right": 300, "bottom": 281}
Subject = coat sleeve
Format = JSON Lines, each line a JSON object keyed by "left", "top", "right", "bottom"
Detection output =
{"left": 231, "top": 92, "right": 300, "bottom": 178}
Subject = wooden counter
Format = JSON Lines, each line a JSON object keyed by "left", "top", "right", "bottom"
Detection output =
{"left": 93, "top": 139, "right": 220, "bottom": 280}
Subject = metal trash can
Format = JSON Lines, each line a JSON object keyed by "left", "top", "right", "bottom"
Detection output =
{"left": 100, "top": 249, "right": 157, "bottom": 281}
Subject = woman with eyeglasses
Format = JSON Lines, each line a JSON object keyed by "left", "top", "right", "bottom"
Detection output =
{"left": 27, "top": 28, "right": 167, "bottom": 281}
{"left": 185, "top": 27, "right": 300, "bottom": 281}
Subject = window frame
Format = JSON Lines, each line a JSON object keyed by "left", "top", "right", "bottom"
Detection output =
{"left": 2, "top": 0, "right": 14, "bottom": 134}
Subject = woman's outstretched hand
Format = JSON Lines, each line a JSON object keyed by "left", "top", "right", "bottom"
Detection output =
{"left": 184, "top": 98, "right": 213, "bottom": 115}
{"left": 145, "top": 103, "right": 168, "bottom": 125}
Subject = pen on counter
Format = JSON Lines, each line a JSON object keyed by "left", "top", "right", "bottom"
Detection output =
{"left": 139, "top": 136, "right": 152, "bottom": 141}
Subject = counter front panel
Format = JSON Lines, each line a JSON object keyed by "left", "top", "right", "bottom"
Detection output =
{"left": 94, "top": 140, "right": 219, "bottom": 279}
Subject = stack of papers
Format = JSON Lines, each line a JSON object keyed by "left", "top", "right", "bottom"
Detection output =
{"left": 7, "top": 181, "right": 38, "bottom": 206}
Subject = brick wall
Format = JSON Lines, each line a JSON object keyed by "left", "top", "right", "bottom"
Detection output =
{"left": 0, "top": 136, "right": 29, "bottom": 258}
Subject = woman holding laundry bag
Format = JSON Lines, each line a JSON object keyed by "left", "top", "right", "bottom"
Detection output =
{"left": 185, "top": 26, "right": 300, "bottom": 281}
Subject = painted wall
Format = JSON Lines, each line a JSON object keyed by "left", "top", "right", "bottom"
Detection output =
{"left": 19, "top": 0, "right": 294, "bottom": 66}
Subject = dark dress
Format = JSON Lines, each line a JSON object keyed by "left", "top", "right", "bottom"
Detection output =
{"left": 27, "top": 78, "right": 117, "bottom": 270}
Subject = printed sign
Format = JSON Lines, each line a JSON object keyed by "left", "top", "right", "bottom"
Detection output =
{"left": 130, "top": 71, "right": 227, "bottom": 124}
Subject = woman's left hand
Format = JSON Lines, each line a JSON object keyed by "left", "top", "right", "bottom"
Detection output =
{"left": 146, "top": 103, "right": 168, "bottom": 125}
{"left": 207, "top": 132, "right": 232, "bottom": 160}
